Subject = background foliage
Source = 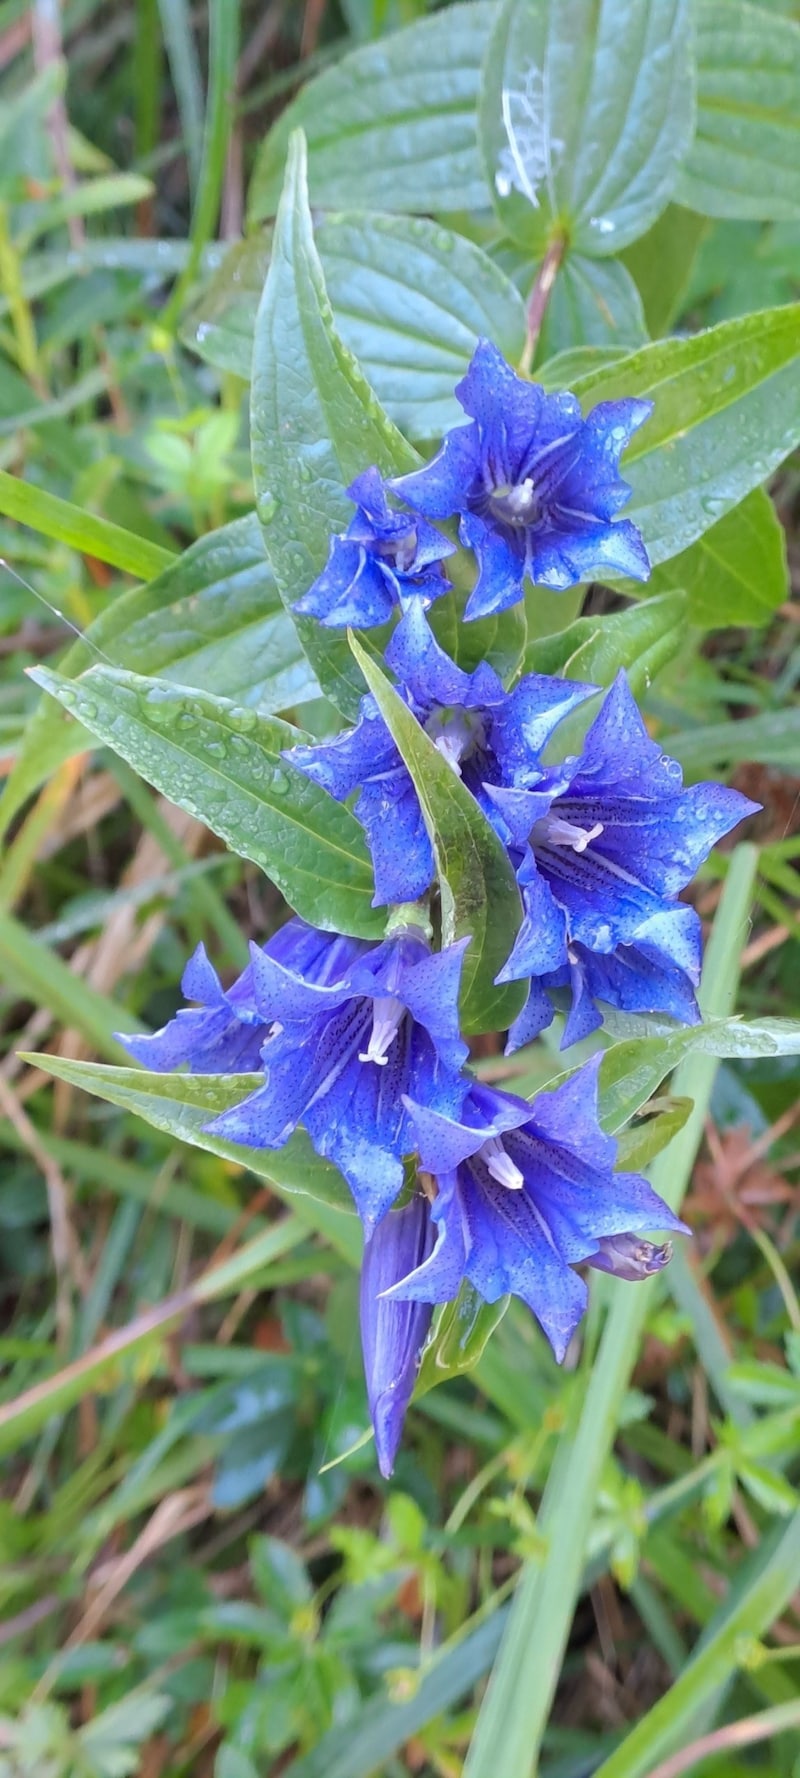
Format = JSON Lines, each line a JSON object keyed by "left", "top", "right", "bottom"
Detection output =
{"left": 0, "top": 2, "right": 799, "bottom": 1776}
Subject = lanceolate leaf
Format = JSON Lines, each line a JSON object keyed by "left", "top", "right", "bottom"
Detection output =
{"left": 0, "top": 515, "right": 318, "bottom": 842}
{"left": 643, "top": 487, "right": 788, "bottom": 627}
{"left": 480, "top": 0, "right": 694, "bottom": 255}
{"left": 250, "top": 132, "right": 419, "bottom": 719}
{"left": 248, "top": 3, "right": 493, "bottom": 222}
{"left": 571, "top": 305, "right": 800, "bottom": 565}
{"left": 21, "top": 1056, "right": 356, "bottom": 1214}
{"left": 350, "top": 635, "right": 525, "bottom": 1035}
{"left": 30, "top": 665, "right": 384, "bottom": 938}
{"left": 677, "top": 0, "right": 800, "bottom": 221}
{"left": 595, "top": 1016, "right": 800, "bottom": 1134}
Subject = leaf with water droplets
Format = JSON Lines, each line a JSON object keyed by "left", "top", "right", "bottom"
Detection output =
{"left": 480, "top": 0, "right": 695, "bottom": 255}
{"left": 250, "top": 131, "right": 419, "bottom": 720}
{"left": 571, "top": 304, "right": 800, "bottom": 567}
{"left": 30, "top": 664, "right": 384, "bottom": 939}
{"left": 0, "top": 514, "right": 318, "bottom": 845}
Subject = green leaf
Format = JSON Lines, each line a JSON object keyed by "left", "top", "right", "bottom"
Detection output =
{"left": 614, "top": 1097, "right": 693, "bottom": 1172}
{"left": 30, "top": 665, "right": 384, "bottom": 938}
{"left": 247, "top": 3, "right": 493, "bottom": 223}
{"left": 676, "top": 0, "right": 800, "bottom": 221}
{"left": 480, "top": 0, "right": 694, "bottom": 254}
{"left": 250, "top": 132, "right": 418, "bottom": 719}
{"left": 621, "top": 204, "right": 710, "bottom": 336}
{"left": 523, "top": 589, "right": 686, "bottom": 701}
{"left": 642, "top": 487, "right": 788, "bottom": 627}
{"left": 665, "top": 705, "right": 800, "bottom": 774}
{"left": 317, "top": 212, "right": 526, "bottom": 439}
{"left": 0, "top": 515, "right": 319, "bottom": 842}
{"left": 539, "top": 255, "right": 648, "bottom": 361}
{"left": 349, "top": 635, "right": 525, "bottom": 1035}
{"left": 417, "top": 1285, "right": 510, "bottom": 1396}
{"left": 571, "top": 305, "right": 800, "bottom": 566}
{"left": 23, "top": 1055, "right": 356, "bottom": 1214}
{"left": 597, "top": 1016, "right": 800, "bottom": 1135}
{"left": 0, "top": 468, "right": 175, "bottom": 579}
{"left": 187, "top": 213, "right": 527, "bottom": 438}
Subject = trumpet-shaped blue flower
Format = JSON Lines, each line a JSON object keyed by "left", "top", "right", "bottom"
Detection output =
{"left": 488, "top": 673, "right": 758, "bottom": 1045}
{"left": 386, "top": 1060, "right": 687, "bottom": 1361}
{"left": 293, "top": 466, "right": 454, "bottom": 629}
{"left": 288, "top": 602, "right": 594, "bottom": 906}
{"left": 360, "top": 1194, "right": 435, "bottom": 1477}
{"left": 205, "top": 925, "right": 470, "bottom": 1229}
{"left": 389, "top": 339, "right": 652, "bottom": 621}
{"left": 118, "top": 921, "right": 359, "bottom": 1074}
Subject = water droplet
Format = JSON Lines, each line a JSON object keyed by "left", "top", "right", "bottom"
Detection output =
{"left": 207, "top": 739, "right": 227, "bottom": 759}
{"left": 495, "top": 171, "right": 512, "bottom": 198}
{"left": 434, "top": 229, "right": 454, "bottom": 253}
{"left": 195, "top": 322, "right": 211, "bottom": 345}
{"left": 79, "top": 698, "right": 97, "bottom": 720}
{"left": 298, "top": 460, "right": 313, "bottom": 483}
{"left": 270, "top": 768, "right": 289, "bottom": 795}
{"left": 176, "top": 711, "right": 196, "bottom": 731}
{"left": 590, "top": 216, "right": 616, "bottom": 236}
{"left": 234, "top": 708, "right": 258, "bottom": 733}
{"left": 257, "top": 492, "right": 277, "bottom": 525}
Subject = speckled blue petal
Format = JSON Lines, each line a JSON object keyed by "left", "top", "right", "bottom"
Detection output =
{"left": 117, "top": 922, "right": 344, "bottom": 1075}
{"left": 496, "top": 849, "right": 568, "bottom": 981}
{"left": 389, "top": 422, "right": 482, "bottom": 521}
{"left": 386, "top": 601, "right": 504, "bottom": 711}
{"left": 389, "top": 1060, "right": 686, "bottom": 1361}
{"left": 294, "top": 537, "right": 398, "bottom": 628}
{"left": 461, "top": 510, "right": 526, "bottom": 620}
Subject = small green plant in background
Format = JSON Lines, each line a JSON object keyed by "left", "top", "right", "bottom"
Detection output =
{"left": 1, "top": 3, "right": 800, "bottom": 1776}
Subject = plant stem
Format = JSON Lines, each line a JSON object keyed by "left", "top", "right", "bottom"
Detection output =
{"left": 519, "top": 236, "right": 566, "bottom": 376}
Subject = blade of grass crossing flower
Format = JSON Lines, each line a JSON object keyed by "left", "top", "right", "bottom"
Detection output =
{"left": 463, "top": 844, "right": 760, "bottom": 1778}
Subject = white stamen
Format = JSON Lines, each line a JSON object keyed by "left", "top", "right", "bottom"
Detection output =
{"left": 540, "top": 815, "right": 604, "bottom": 853}
{"left": 434, "top": 733, "right": 465, "bottom": 776}
{"left": 480, "top": 1136, "right": 524, "bottom": 1190}
{"left": 504, "top": 476, "right": 537, "bottom": 519}
{"left": 359, "top": 995, "right": 405, "bottom": 1066}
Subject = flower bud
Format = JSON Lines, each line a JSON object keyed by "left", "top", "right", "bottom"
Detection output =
{"left": 587, "top": 1232, "right": 674, "bottom": 1281}
{"left": 360, "top": 1195, "right": 435, "bottom": 1478}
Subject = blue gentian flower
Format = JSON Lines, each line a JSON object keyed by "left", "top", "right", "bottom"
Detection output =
{"left": 293, "top": 466, "right": 454, "bottom": 628}
{"left": 118, "top": 920, "right": 359, "bottom": 1073}
{"left": 205, "top": 924, "right": 470, "bottom": 1228}
{"left": 488, "top": 673, "right": 758, "bottom": 1046}
{"left": 287, "top": 602, "right": 594, "bottom": 906}
{"left": 389, "top": 339, "right": 652, "bottom": 621}
{"left": 360, "top": 1193, "right": 435, "bottom": 1477}
{"left": 385, "top": 1060, "right": 687, "bottom": 1361}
